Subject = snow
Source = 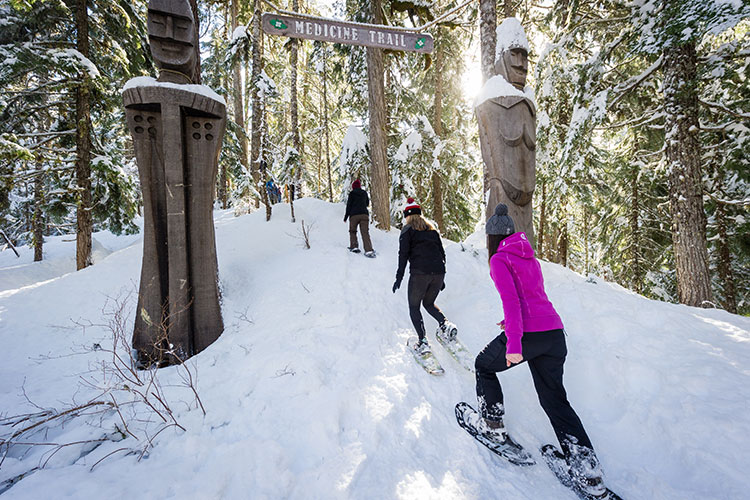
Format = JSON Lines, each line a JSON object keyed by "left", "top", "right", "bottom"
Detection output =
{"left": 231, "top": 25, "right": 248, "bottom": 42}
{"left": 474, "top": 74, "right": 535, "bottom": 108}
{"left": 495, "top": 17, "right": 530, "bottom": 61}
{"left": 338, "top": 124, "right": 368, "bottom": 174}
{"left": 53, "top": 49, "right": 100, "bottom": 79}
{"left": 1, "top": 198, "right": 750, "bottom": 499}
{"left": 256, "top": 70, "right": 277, "bottom": 98}
{"left": 122, "top": 76, "right": 226, "bottom": 106}
{"left": 394, "top": 130, "right": 423, "bottom": 162}
{"left": 717, "top": 0, "right": 743, "bottom": 8}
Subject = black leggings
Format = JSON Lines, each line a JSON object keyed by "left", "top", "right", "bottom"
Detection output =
{"left": 407, "top": 273, "right": 446, "bottom": 341}
{"left": 475, "top": 329, "right": 594, "bottom": 457}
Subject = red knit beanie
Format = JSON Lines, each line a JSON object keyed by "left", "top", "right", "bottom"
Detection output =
{"left": 403, "top": 197, "right": 422, "bottom": 217}
{"left": 352, "top": 179, "right": 361, "bottom": 189}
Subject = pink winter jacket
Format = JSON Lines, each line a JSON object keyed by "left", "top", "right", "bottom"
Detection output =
{"left": 489, "top": 232, "right": 564, "bottom": 355}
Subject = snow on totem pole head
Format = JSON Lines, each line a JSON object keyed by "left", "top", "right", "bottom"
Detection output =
{"left": 147, "top": 0, "right": 198, "bottom": 84}
{"left": 494, "top": 17, "right": 529, "bottom": 90}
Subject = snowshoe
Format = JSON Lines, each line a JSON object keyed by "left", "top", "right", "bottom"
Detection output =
{"left": 455, "top": 402, "right": 535, "bottom": 466}
{"left": 436, "top": 323, "right": 474, "bottom": 372}
{"left": 407, "top": 336, "right": 444, "bottom": 375}
{"left": 364, "top": 250, "right": 376, "bottom": 258}
{"left": 348, "top": 247, "right": 361, "bottom": 253}
{"left": 541, "top": 444, "right": 623, "bottom": 500}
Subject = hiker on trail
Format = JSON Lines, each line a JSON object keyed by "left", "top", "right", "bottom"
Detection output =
{"left": 274, "top": 184, "right": 282, "bottom": 204}
{"left": 266, "top": 179, "right": 279, "bottom": 204}
{"left": 392, "top": 198, "right": 458, "bottom": 356}
{"left": 344, "top": 179, "right": 375, "bottom": 258}
{"left": 467, "top": 203, "right": 606, "bottom": 497}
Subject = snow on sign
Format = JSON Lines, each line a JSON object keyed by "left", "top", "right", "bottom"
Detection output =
{"left": 262, "top": 13, "right": 433, "bottom": 53}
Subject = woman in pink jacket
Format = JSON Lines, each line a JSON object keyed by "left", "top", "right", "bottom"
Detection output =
{"left": 470, "top": 203, "right": 605, "bottom": 497}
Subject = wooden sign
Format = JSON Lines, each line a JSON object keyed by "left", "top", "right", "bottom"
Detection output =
{"left": 262, "top": 13, "right": 433, "bottom": 53}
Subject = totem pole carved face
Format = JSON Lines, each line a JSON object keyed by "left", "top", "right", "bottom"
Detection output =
{"left": 495, "top": 48, "right": 528, "bottom": 89}
{"left": 148, "top": 0, "right": 197, "bottom": 82}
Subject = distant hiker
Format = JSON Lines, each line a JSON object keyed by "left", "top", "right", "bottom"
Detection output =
{"left": 266, "top": 179, "right": 279, "bottom": 204}
{"left": 392, "top": 198, "right": 457, "bottom": 356}
{"left": 344, "top": 179, "right": 375, "bottom": 257}
{"left": 274, "top": 184, "right": 282, "bottom": 204}
{"left": 465, "top": 203, "right": 606, "bottom": 497}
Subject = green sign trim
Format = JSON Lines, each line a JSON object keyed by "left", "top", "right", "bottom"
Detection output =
{"left": 270, "top": 19, "right": 287, "bottom": 30}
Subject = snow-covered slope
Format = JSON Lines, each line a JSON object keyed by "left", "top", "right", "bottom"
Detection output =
{"left": 1, "top": 198, "right": 749, "bottom": 499}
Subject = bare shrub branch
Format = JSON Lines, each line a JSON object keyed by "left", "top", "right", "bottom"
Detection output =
{"left": 0, "top": 289, "right": 206, "bottom": 481}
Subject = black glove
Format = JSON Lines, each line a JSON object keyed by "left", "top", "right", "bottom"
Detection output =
{"left": 392, "top": 279, "right": 401, "bottom": 293}
{"left": 343, "top": 217, "right": 347, "bottom": 222}
{"left": 440, "top": 281, "right": 445, "bottom": 291}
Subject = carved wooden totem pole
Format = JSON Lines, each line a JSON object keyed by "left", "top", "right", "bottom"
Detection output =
{"left": 476, "top": 19, "right": 536, "bottom": 244}
{"left": 124, "top": 0, "right": 225, "bottom": 365}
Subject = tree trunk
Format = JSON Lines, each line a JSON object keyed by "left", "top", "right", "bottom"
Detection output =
{"left": 218, "top": 3, "right": 230, "bottom": 208}
{"left": 714, "top": 155, "right": 737, "bottom": 313}
{"left": 630, "top": 163, "right": 642, "bottom": 293}
{"left": 479, "top": 0, "right": 497, "bottom": 82}
{"left": 231, "top": 0, "right": 248, "bottom": 209}
{"left": 538, "top": 180, "right": 546, "bottom": 259}
{"left": 663, "top": 41, "right": 713, "bottom": 307}
{"left": 250, "top": 0, "right": 263, "bottom": 209}
{"left": 189, "top": 0, "right": 201, "bottom": 83}
{"left": 259, "top": 93, "right": 272, "bottom": 221}
{"left": 715, "top": 199, "right": 736, "bottom": 313}
{"left": 261, "top": 158, "right": 272, "bottom": 221}
{"left": 317, "top": 129, "right": 322, "bottom": 196}
{"left": 75, "top": 0, "right": 92, "bottom": 271}
{"left": 300, "top": 47, "right": 308, "bottom": 190}
{"left": 479, "top": 0, "right": 496, "bottom": 216}
{"left": 289, "top": 0, "right": 300, "bottom": 223}
{"left": 33, "top": 160, "right": 44, "bottom": 261}
{"left": 218, "top": 55, "right": 228, "bottom": 208}
{"left": 431, "top": 31, "right": 445, "bottom": 232}
{"left": 583, "top": 206, "right": 589, "bottom": 275}
{"left": 504, "top": 0, "right": 514, "bottom": 18}
{"left": 557, "top": 199, "right": 568, "bottom": 267}
{"left": 323, "top": 48, "right": 333, "bottom": 202}
{"left": 367, "top": 0, "right": 390, "bottom": 230}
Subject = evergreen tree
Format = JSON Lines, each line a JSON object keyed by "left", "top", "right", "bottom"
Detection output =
{"left": 0, "top": 0, "right": 147, "bottom": 262}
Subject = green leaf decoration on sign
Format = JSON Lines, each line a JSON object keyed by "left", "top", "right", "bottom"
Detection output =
{"left": 415, "top": 37, "right": 425, "bottom": 49}
{"left": 270, "top": 19, "right": 287, "bottom": 30}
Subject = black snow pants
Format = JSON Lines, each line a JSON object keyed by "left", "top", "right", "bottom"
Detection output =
{"left": 474, "top": 328, "right": 594, "bottom": 457}
{"left": 407, "top": 273, "right": 446, "bottom": 341}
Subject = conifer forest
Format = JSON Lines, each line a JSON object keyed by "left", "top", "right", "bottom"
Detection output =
{"left": 1, "top": 0, "right": 748, "bottom": 314}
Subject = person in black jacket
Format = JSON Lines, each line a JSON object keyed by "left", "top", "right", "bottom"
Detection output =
{"left": 392, "top": 198, "right": 458, "bottom": 355}
{"left": 344, "top": 179, "right": 375, "bottom": 257}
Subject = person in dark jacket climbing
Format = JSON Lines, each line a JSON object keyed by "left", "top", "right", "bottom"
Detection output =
{"left": 392, "top": 198, "right": 458, "bottom": 356}
{"left": 344, "top": 179, "right": 375, "bottom": 257}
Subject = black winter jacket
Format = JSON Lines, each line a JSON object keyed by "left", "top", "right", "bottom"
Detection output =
{"left": 344, "top": 188, "right": 369, "bottom": 220}
{"left": 395, "top": 225, "right": 446, "bottom": 281}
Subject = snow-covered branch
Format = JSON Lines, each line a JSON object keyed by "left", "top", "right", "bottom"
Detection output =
{"left": 706, "top": 193, "right": 750, "bottom": 207}
{"left": 609, "top": 55, "right": 663, "bottom": 107}
{"left": 699, "top": 99, "right": 750, "bottom": 120}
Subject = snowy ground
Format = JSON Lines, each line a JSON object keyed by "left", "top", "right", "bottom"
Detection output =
{"left": 1, "top": 198, "right": 749, "bottom": 499}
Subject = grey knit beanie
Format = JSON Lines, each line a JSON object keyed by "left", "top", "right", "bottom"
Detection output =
{"left": 485, "top": 203, "right": 515, "bottom": 235}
